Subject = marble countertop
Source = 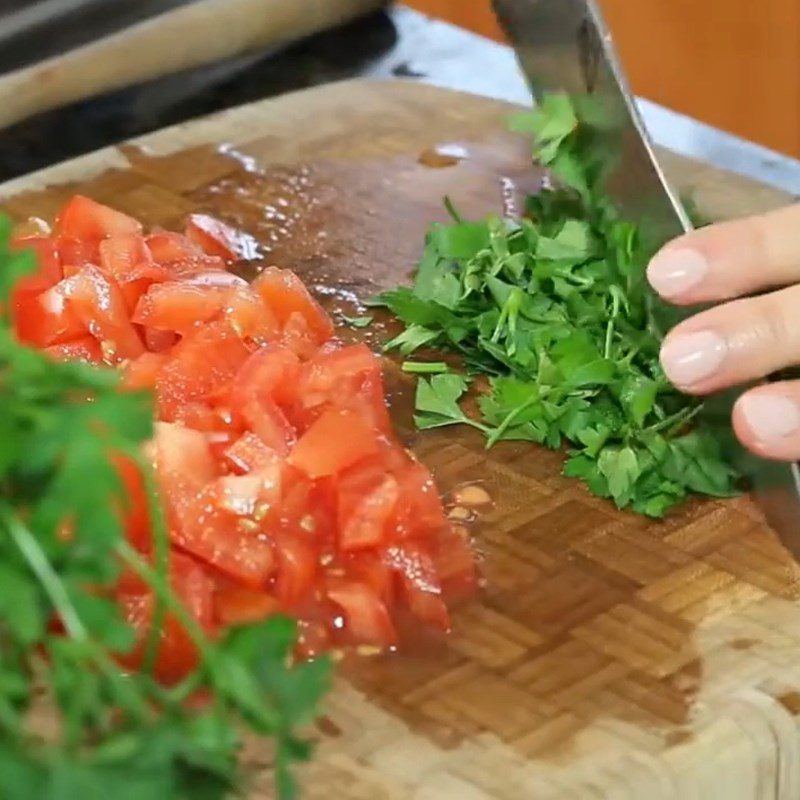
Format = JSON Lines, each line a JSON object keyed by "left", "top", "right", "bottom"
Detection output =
{"left": 0, "top": 4, "right": 797, "bottom": 195}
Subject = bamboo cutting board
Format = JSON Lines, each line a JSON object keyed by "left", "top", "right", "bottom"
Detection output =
{"left": 2, "top": 80, "right": 799, "bottom": 800}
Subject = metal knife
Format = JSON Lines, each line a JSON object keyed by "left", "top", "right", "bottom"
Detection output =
{"left": 492, "top": 0, "right": 800, "bottom": 554}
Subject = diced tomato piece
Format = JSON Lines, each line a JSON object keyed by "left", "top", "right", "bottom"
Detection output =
{"left": 431, "top": 526, "right": 478, "bottom": 603}
{"left": 223, "top": 432, "right": 278, "bottom": 474}
{"left": 288, "top": 408, "right": 380, "bottom": 479}
{"left": 280, "top": 312, "right": 319, "bottom": 360}
{"left": 326, "top": 577, "right": 397, "bottom": 647}
{"left": 385, "top": 542, "right": 450, "bottom": 632}
{"left": 146, "top": 231, "right": 202, "bottom": 264}
{"left": 225, "top": 286, "right": 279, "bottom": 343}
{"left": 156, "top": 321, "right": 250, "bottom": 421}
{"left": 57, "top": 235, "right": 99, "bottom": 267}
{"left": 11, "top": 234, "right": 61, "bottom": 282}
{"left": 338, "top": 467, "right": 399, "bottom": 551}
{"left": 117, "top": 552, "right": 213, "bottom": 684}
{"left": 230, "top": 348, "right": 300, "bottom": 455}
{"left": 389, "top": 461, "right": 449, "bottom": 540}
{"left": 252, "top": 267, "right": 333, "bottom": 343}
{"left": 23, "top": 280, "right": 87, "bottom": 347}
{"left": 154, "top": 423, "right": 275, "bottom": 587}
{"left": 133, "top": 282, "right": 227, "bottom": 334}
{"left": 232, "top": 345, "right": 300, "bottom": 409}
{"left": 99, "top": 234, "right": 158, "bottom": 279}
{"left": 215, "top": 585, "right": 280, "bottom": 626}
{"left": 57, "top": 195, "right": 142, "bottom": 240}
{"left": 143, "top": 327, "right": 179, "bottom": 353}
{"left": 346, "top": 553, "right": 395, "bottom": 608}
{"left": 185, "top": 213, "right": 242, "bottom": 261}
{"left": 62, "top": 266, "right": 144, "bottom": 361}
{"left": 272, "top": 528, "right": 317, "bottom": 609}
{"left": 122, "top": 352, "right": 168, "bottom": 390}
{"left": 210, "top": 460, "right": 282, "bottom": 518}
{"left": 45, "top": 336, "right": 104, "bottom": 364}
{"left": 113, "top": 454, "right": 152, "bottom": 552}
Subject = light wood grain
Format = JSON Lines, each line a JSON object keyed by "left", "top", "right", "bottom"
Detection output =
{"left": 0, "top": 0, "right": 385, "bottom": 131}
{"left": 2, "top": 79, "right": 798, "bottom": 799}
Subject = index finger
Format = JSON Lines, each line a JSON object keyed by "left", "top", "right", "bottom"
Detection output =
{"left": 646, "top": 203, "right": 800, "bottom": 305}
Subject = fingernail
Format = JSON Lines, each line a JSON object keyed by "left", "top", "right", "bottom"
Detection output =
{"left": 661, "top": 330, "right": 727, "bottom": 387}
{"left": 740, "top": 394, "right": 800, "bottom": 441}
{"left": 647, "top": 248, "right": 709, "bottom": 298}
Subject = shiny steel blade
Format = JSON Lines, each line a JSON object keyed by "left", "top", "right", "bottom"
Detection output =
{"left": 493, "top": 0, "right": 800, "bottom": 553}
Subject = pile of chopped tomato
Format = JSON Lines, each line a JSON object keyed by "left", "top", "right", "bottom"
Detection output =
{"left": 12, "top": 196, "right": 477, "bottom": 682}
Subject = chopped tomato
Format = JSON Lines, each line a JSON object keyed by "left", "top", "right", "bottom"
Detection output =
{"left": 185, "top": 213, "right": 242, "bottom": 261}
{"left": 57, "top": 195, "right": 142, "bottom": 240}
{"left": 45, "top": 336, "right": 104, "bottom": 364}
{"left": 145, "top": 231, "right": 201, "bottom": 264}
{"left": 337, "top": 466, "right": 399, "bottom": 551}
{"left": 113, "top": 454, "right": 152, "bottom": 552}
{"left": 122, "top": 352, "right": 168, "bottom": 390}
{"left": 156, "top": 321, "right": 250, "bottom": 421}
{"left": 117, "top": 552, "right": 213, "bottom": 684}
{"left": 326, "top": 577, "right": 396, "bottom": 647}
{"left": 215, "top": 585, "right": 280, "bottom": 626}
{"left": 223, "top": 432, "right": 278, "bottom": 474}
{"left": 252, "top": 267, "right": 333, "bottom": 343}
{"left": 133, "top": 282, "right": 227, "bottom": 334}
{"left": 288, "top": 408, "right": 380, "bottom": 479}
{"left": 386, "top": 542, "right": 450, "bottom": 632}
{"left": 57, "top": 235, "right": 99, "bottom": 267}
{"left": 19, "top": 196, "right": 477, "bottom": 664}
{"left": 63, "top": 266, "right": 145, "bottom": 361}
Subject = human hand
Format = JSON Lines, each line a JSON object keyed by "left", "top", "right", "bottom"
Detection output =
{"left": 647, "top": 204, "right": 800, "bottom": 461}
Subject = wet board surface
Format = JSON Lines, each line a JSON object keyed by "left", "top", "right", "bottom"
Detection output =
{"left": 1, "top": 79, "right": 798, "bottom": 800}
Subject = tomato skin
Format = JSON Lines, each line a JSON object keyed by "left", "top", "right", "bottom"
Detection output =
{"left": 232, "top": 345, "right": 301, "bottom": 410}
{"left": 272, "top": 528, "right": 318, "bottom": 609}
{"left": 288, "top": 408, "right": 380, "bottom": 479}
{"left": 58, "top": 195, "right": 142, "bottom": 240}
{"left": 185, "top": 214, "right": 242, "bottom": 261}
{"left": 252, "top": 267, "right": 334, "bottom": 343}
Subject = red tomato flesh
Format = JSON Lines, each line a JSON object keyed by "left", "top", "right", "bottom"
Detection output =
{"left": 13, "top": 198, "right": 477, "bottom": 668}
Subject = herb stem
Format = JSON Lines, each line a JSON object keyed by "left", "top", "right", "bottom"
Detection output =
{"left": 402, "top": 361, "right": 449, "bottom": 374}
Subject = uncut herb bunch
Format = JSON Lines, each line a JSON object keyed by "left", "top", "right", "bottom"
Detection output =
{"left": 376, "top": 95, "right": 739, "bottom": 517}
{"left": 0, "top": 219, "right": 330, "bottom": 800}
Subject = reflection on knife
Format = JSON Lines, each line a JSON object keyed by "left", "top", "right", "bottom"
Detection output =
{"left": 492, "top": 0, "right": 800, "bottom": 555}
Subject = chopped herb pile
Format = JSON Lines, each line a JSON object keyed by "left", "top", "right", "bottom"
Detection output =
{"left": 375, "top": 94, "right": 739, "bottom": 517}
{"left": 0, "top": 218, "right": 330, "bottom": 800}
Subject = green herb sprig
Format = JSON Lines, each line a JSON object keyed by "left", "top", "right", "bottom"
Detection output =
{"left": 376, "top": 95, "right": 738, "bottom": 516}
{"left": 0, "top": 218, "right": 330, "bottom": 799}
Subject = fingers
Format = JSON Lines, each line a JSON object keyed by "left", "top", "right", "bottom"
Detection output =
{"left": 659, "top": 284, "right": 800, "bottom": 394}
{"left": 647, "top": 203, "right": 800, "bottom": 305}
{"left": 733, "top": 382, "right": 800, "bottom": 461}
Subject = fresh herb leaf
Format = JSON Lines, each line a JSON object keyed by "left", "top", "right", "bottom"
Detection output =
{"left": 340, "top": 314, "right": 373, "bottom": 328}
{"left": 382, "top": 92, "right": 739, "bottom": 517}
